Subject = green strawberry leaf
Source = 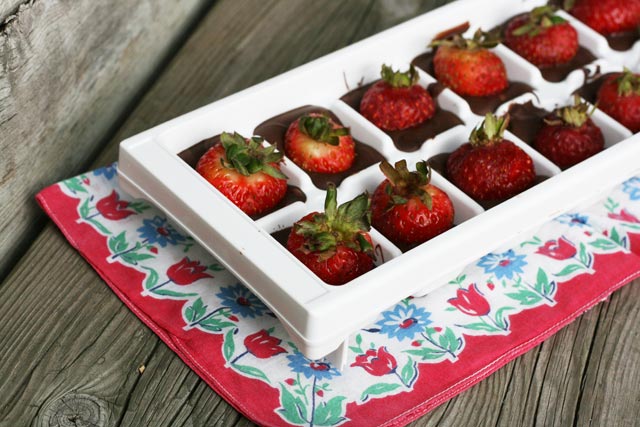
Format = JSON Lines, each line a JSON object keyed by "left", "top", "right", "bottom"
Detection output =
{"left": 223, "top": 329, "right": 235, "bottom": 362}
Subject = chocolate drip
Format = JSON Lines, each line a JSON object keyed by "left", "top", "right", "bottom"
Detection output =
{"left": 411, "top": 51, "right": 533, "bottom": 116}
{"left": 489, "top": 15, "right": 597, "bottom": 83}
{"left": 340, "top": 81, "right": 464, "bottom": 152}
{"left": 574, "top": 72, "right": 616, "bottom": 104}
{"left": 507, "top": 101, "right": 550, "bottom": 145}
{"left": 253, "top": 105, "right": 385, "bottom": 190}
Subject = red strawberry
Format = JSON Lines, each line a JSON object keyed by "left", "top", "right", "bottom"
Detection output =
{"left": 371, "top": 160, "right": 454, "bottom": 247}
{"left": 360, "top": 64, "right": 435, "bottom": 131}
{"left": 284, "top": 113, "right": 355, "bottom": 173}
{"left": 287, "top": 185, "right": 375, "bottom": 285}
{"left": 431, "top": 29, "right": 508, "bottom": 97}
{"left": 504, "top": 6, "right": 579, "bottom": 67}
{"left": 196, "top": 132, "right": 288, "bottom": 216}
{"left": 597, "top": 69, "right": 640, "bottom": 133}
{"left": 447, "top": 113, "right": 535, "bottom": 201}
{"left": 534, "top": 96, "right": 604, "bottom": 168}
{"left": 565, "top": 0, "right": 640, "bottom": 35}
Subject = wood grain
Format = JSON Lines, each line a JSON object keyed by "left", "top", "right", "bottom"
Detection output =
{"left": 1, "top": 0, "right": 638, "bottom": 426}
{"left": 0, "top": 0, "right": 208, "bottom": 281}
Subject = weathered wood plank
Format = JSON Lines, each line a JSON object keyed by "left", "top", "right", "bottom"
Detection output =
{"left": 1, "top": 1, "right": 639, "bottom": 427}
{"left": 0, "top": 0, "right": 209, "bottom": 281}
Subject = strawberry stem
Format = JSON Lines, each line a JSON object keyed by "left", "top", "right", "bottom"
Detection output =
{"left": 511, "top": 6, "right": 566, "bottom": 37}
{"left": 380, "top": 160, "right": 433, "bottom": 210}
{"left": 430, "top": 28, "right": 501, "bottom": 50}
{"left": 294, "top": 183, "right": 372, "bottom": 256}
{"left": 616, "top": 68, "right": 640, "bottom": 97}
{"left": 298, "top": 114, "right": 350, "bottom": 146}
{"left": 470, "top": 113, "right": 510, "bottom": 147}
{"left": 380, "top": 64, "right": 419, "bottom": 88}
{"left": 220, "top": 132, "right": 288, "bottom": 179}
{"left": 544, "top": 95, "right": 595, "bottom": 128}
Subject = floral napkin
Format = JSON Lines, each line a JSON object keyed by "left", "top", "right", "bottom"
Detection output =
{"left": 37, "top": 165, "right": 640, "bottom": 427}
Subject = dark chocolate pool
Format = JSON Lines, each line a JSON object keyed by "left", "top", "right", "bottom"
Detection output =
{"left": 490, "top": 14, "right": 597, "bottom": 83}
{"left": 411, "top": 51, "right": 533, "bottom": 115}
{"left": 340, "top": 81, "right": 464, "bottom": 152}
{"left": 253, "top": 105, "right": 385, "bottom": 190}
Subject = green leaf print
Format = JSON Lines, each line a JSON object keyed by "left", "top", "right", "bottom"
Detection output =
{"left": 185, "top": 298, "right": 207, "bottom": 323}
{"left": 506, "top": 289, "right": 542, "bottom": 305}
{"left": 143, "top": 268, "right": 158, "bottom": 290}
{"left": 108, "top": 231, "right": 128, "bottom": 254}
{"left": 278, "top": 385, "right": 308, "bottom": 425}
{"left": 360, "top": 383, "right": 402, "bottom": 401}
{"left": 79, "top": 198, "right": 90, "bottom": 218}
{"left": 404, "top": 347, "right": 446, "bottom": 361}
{"left": 86, "top": 218, "right": 111, "bottom": 235}
{"left": 313, "top": 396, "right": 347, "bottom": 426}
{"left": 234, "top": 364, "right": 269, "bottom": 383}
{"left": 400, "top": 358, "right": 416, "bottom": 387}
{"left": 198, "top": 316, "right": 236, "bottom": 332}
{"left": 63, "top": 177, "right": 87, "bottom": 194}
{"left": 589, "top": 238, "right": 619, "bottom": 251}
{"left": 554, "top": 264, "right": 584, "bottom": 277}
{"left": 459, "top": 322, "right": 501, "bottom": 332}
{"left": 579, "top": 243, "right": 589, "bottom": 266}
{"left": 223, "top": 329, "right": 235, "bottom": 362}
{"left": 152, "top": 289, "right": 198, "bottom": 298}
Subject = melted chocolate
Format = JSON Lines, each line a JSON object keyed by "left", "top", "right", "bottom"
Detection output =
{"left": 507, "top": 101, "right": 550, "bottom": 145}
{"left": 574, "top": 71, "right": 616, "bottom": 104}
{"left": 411, "top": 51, "right": 533, "bottom": 116}
{"left": 253, "top": 106, "right": 385, "bottom": 190}
{"left": 178, "top": 134, "right": 306, "bottom": 220}
{"left": 340, "top": 81, "right": 464, "bottom": 152}
{"left": 489, "top": 15, "right": 597, "bottom": 83}
{"left": 271, "top": 227, "right": 292, "bottom": 248}
{"left": 427, "top": 151, "right": 550, "bottom": 210}
{"left": 606, "top": 30, "right": 639, "bottom": 52}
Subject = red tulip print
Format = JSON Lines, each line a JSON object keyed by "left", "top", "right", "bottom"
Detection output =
{"left": 166, "top": 257, "right": 212, "bottom": 285}
{"left": 351, "top": 346, "right": 397, "bottom": 376}
{"left": 96, "top": 190, "right": 136, "bottom": 220}
{"left": 608, "top": 209, "right": 640, "bottom": 223}
{"left": 448, "top": 283, "right": 491, "bottom": 317}
{"left": 535, "top": 237, "right": 577, "bottom": 261}
{"left": 244, "top": 329, "right": 287, "bottom": 359}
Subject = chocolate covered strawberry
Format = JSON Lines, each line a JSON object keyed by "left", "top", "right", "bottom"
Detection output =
{"left": 371, "top": 160, "right": 454, "bottom": 247}
{"left": 430, "top": 29, "right": 508, "bottom": 97}
{"left": 504, "top": 6, "right": 579, "bottom": 67}
{"left": 284, "top": 113, "right": 355, "bottom": 173}
{"left": 565, "top": 0, "right": 640, "bottom": 35}
{"left": 447, "top": 113, "right": 535, "bottom": 201}
{"left": 287, "top": 185, "right": 374, "bottom": 285}
{"left": 534, "top": 96, "right": 604, "bottom": 168}
{"left": 597, "top": 69, "right": 640, "bottom": 133}
{"left": 196, "top": 132, "right": 288, "bottom": 216}
{"left": 360, "top": 64, "right": 435, "bottom": 131}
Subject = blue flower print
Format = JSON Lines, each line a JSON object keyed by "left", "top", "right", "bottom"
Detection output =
{"left": 555, "top": 213, "right": 589, "bottom": 228}
{"left": 622, "top": 177, "right": 640, "bottom": 201}
{"left": 136, "top": 216, "right": 186, "bottom": 247}
{"left": 93, "top": 163, "right": 118, "bottom": 180}
{"left": 376, "top": 303, "right": 432, "bottom": 341}
{"left": 286, "top": 352, "right": 340, "bottom": 380}
{"left": 477, "top": 249, "right": 527, "bottom": 280}
{"left": 216, "top": 283, "right": 268, "bottom": 318}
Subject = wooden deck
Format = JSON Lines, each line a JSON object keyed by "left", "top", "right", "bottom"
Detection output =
{"left": 1, "top": 1, "right": 638, "bottom": 426}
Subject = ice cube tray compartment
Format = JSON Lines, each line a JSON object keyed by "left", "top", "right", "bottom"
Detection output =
{"left": 118, "top": 0, "right": 640, "bottom": 365}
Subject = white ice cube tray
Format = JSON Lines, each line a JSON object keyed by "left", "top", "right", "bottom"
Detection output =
{"left": 118, "top": 0, "right": 640, "bottom": 368}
